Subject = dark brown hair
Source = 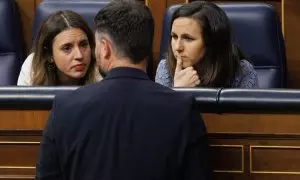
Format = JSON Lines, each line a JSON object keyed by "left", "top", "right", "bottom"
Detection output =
{"left": 94, "top": 0, "right": 154, "bottom": 64}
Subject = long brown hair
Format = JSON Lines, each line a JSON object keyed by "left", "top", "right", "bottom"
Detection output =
{"left": 167, "top": 2, "right": 243, "bottom": 87}
{"left": 31, "top": 10, "right": 98, "bottom": 85}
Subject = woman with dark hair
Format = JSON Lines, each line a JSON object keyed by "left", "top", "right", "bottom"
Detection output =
{"left": 155, "top": 1, "right": 258, "bottom": 88}
{"left": 17, "top": 10, "right": 102, "bottom": 86}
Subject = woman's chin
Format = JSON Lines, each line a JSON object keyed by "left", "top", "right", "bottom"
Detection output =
{"left": 70, "top": 72, "right": 86, "bottom": 79}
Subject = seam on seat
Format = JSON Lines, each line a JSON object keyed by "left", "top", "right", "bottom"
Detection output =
{"left": 0, "top": 52, "right": 17, "bottom": 56}
{"left": 253, "top": 66, "right": 280, "bottom": 69}
{"left": 216, "top": 88, "right": 223, "bottom": 114}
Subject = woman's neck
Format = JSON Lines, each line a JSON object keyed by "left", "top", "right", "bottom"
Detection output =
{"left": 57, "top": 72, "right": 81, "bottom": 86}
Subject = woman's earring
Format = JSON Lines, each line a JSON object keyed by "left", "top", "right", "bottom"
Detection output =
{"left": 47, "top": 58, "right": 56, "bottom": 71}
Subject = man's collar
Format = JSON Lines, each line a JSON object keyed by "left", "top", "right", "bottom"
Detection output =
{"left": 104, "top": 67, "right": 149, "bottom": 80}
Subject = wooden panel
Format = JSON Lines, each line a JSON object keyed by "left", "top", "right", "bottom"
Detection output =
{"left": 209, "top": 135, "right": 300, "bottom": 180}
{"left": 167, "top": 0, "right": 187, "bottom": 6}
{"left": 284, "top": 0, "right": 300, "bottom": 88}
{"left": 15, "top": 0, "right": 35, "bottom": 54}
{"left": 0, "top": 111, "right": 48, "bottom": 130}
{"left": 250, "top": 174, "right": 300, "bottom": 180}
{"left": 0, "top": 131, "right": 41, "bottom": 179}
{"left": 2, "top": 111, "right": 300, "bottom": 179}
{"left": 251, "top": 146, "right": 300, "bottom": 173}
{"left": 0, "top": 143, "right": 39, "bottom": 168}
{"left": 212, "top": 173, "right": 246, "bottom": 180}
{"left": 203, "top": 113, "right": 300, "bottom": 134}
{"left": 211, "top": 145, "right": 244, "bottom": 172}
{"left": 147, "top": 0, "right": 167, "bottom": 72}
{"left": 0, "top": 175, "right": 34, "bottom": 180}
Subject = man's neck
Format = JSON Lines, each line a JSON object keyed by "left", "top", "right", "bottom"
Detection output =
{"left": 109, "top": 58, "right": 147, "bottom": 72}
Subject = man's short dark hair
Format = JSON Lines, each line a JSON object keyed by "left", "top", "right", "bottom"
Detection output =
{"left": 94, "top": 0, "right": 154, "bottom": 64}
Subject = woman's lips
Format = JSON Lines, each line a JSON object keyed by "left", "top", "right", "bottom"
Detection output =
{"left": 73, "top": 64, "right": 86, "bottom": 71}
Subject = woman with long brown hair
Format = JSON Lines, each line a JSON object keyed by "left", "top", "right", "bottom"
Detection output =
{"left": 155, "top": 1, "right": 258, "bottom": 88}
{"left": 18, "top": 10, "right": 102, "bottom": 86}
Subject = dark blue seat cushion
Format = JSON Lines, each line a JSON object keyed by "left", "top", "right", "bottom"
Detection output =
{"left": 0, "top": 0, "right": 24, "bottom": 85}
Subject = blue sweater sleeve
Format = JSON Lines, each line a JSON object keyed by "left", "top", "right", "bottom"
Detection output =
{"left": 231, "top": 60, "right": 259, "bottom": 88}
{"left": 155, "top": 59, "right": 173, "bottom": 87}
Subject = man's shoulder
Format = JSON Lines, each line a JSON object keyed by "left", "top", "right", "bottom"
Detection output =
{"left": 53, "top": 82, "right": 102, "bottom": 108}
{"left": 148, "top": 81, "right": 195, "bottom": 105}
{"left": 53, "top": 80, "right": 195, "bottom": 111}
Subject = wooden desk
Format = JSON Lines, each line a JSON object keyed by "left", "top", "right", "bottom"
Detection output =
{"left": 204, "top": 114, "right": 300, "bottom": 180}
{"left": 1, "top": 111, "right": 300, "bottom": 179}
{"left": 0, "top": 110, "right": 47, "bottom": 179}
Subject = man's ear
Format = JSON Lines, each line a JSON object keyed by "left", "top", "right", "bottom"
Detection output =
{"left": 101, "top": 38, "right": 111, "bottom": 59}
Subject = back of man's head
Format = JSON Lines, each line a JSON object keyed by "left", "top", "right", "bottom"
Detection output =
{"left": 94, "top": 0, "right": 154, "bottom": 64}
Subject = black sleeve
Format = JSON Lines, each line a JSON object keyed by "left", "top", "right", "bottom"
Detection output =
{"left": 35, "top": 98, "right": 62, "bottom": 180}
{"left": 182, "top": 97, "right": 212, "bottom": 180}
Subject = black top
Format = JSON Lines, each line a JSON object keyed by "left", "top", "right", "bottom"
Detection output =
{"left": 36, "top": 67, "right": 210, "bottom": 180}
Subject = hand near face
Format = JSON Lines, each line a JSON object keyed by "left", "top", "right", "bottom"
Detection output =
{"left": 173, "top": 57, "right": 200, "bottom": 87}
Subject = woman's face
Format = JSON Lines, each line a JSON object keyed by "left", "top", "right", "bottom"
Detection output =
{"left": 171, "top": 17, "right": 205, "bottom": 68}
{"left": 52, "top": 27, "right": 91, "bottom": 83}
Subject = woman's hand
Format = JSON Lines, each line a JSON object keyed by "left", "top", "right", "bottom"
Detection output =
{"left": 173, "top": 57, "right": 200, "bottom": 87}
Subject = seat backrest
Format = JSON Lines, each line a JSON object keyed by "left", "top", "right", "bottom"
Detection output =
{"left": 0, "top": 0, "right": 24, "bottom": 85}
{"left": 32, "top": 0, "right": 153, "bottom": 79}
{"left": 159, "top": 3, "right": 287, "bottom": 88}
